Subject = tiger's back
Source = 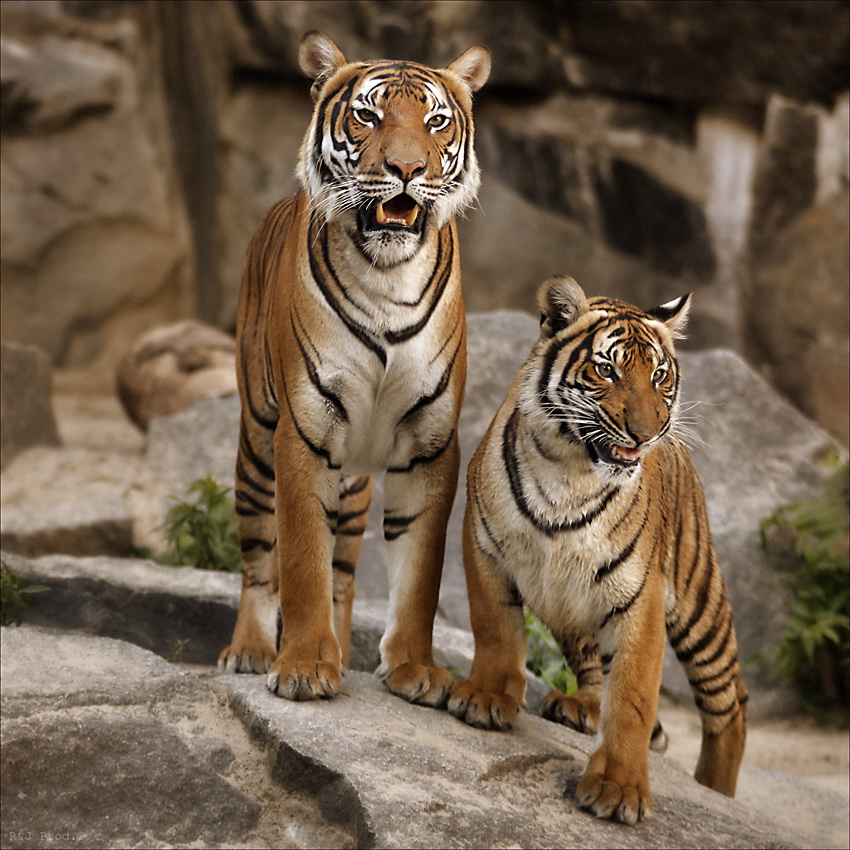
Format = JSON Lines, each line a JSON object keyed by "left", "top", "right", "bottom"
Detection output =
{"left": 450, "top": 275, "right": 747, "bottom": 824}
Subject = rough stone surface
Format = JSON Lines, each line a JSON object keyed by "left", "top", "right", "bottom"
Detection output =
{"left": 2, "top": 619, "right": 846, "bottom": 850}
{"left": 0, "top": 625, "right": 355, "bottom": 850}
{"left": 0, "top": 447, "right": 137, "bottom": 557}
{"left": 115, "top": 320, "right": 237, "bottom": 431}
{"left": 0, "top": 3, "right": 194, "bottom": 368}
{"left": 0, "top": 340, "right": 60, "bottom": 469}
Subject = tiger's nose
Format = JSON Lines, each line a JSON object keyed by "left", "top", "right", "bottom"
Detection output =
{"left": 627, "top": 424, "right": 657, "bottom": 444}
{"left": 386, "top": 158, "right": 426, "bottom": 183}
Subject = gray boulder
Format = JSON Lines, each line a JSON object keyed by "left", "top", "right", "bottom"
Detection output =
{"left": 2, "top": 618, "right": 845, "bottom": 849}
{"left": 0, "top": 447, "right": 136, "bottom": 557}
{"left": 0, "top": 625, "right": 351, "bottom": 850}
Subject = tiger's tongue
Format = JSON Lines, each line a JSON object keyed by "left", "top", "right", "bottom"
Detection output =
{"left": 613, "top": 445, "right": 642, "bottom": 462}
{"left": 377, "top": 195, "right": 419, "bottom": 226}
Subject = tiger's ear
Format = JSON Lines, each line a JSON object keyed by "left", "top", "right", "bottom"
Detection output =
{"left": 446, "top": 45, "right": 491, "bottom": 92}
{"left": 536, "top": 276, "right": 588, "bottom": 338}
{"left": 299, "top": 31, "right": 348, "bottom": 101}
{"left": 647, "top": 294, "right": 692, "bottom": 339}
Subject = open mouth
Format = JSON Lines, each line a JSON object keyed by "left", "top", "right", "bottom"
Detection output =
{"left": 358, "top": 194, "right": 424, "bottom": 234}
{"left": 584, "top": 439, "right": 642, "bottom": 467}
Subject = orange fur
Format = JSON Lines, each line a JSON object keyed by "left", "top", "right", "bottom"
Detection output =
{"left": 218, "top": 33, "right": 490, "bottom": 707}
{"left": 449, "top": 276, "right": 747, "bottom": 822}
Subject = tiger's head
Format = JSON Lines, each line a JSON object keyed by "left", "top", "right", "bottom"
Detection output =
{"left": 296, "top": 31, "right": 491, "bottom": 267}
{"left": 530, "top": 275, "right": 691, "bottom": 481}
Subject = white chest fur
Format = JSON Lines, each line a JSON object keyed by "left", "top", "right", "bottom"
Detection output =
{"left": 296, "top": 228, "right": 460, "bottom": 475}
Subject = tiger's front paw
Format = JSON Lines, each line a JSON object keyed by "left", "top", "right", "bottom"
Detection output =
{"left": 576, "top": 750, "right": 652, "bottom": 825}
{"left": 381, "top": 662, "right": 453, "bottom": 708}
{"left": 540, "top": 688, "right": 600, "bottom": 736}
{"left": 448, "top": 679, "right": 519, "bottom": 731}
{"left": 266, "top": 657, "right": 340, "bottom": 700}
{"left": 217, "top": 640, "right": 277, "bottom": 674}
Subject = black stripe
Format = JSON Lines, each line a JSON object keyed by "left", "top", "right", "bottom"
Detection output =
{"left": 240, "top": 537, "right": 275, "bottom": 553}
{"left": 399, "top": 330, "right": 462, "bottom": 423}
{"left": 502, "top": 409, "right": 619, "bottom": 537}
{"left": 386, "top": 428, "right": 454, "bottom": 474}
{"left": 384, "top": 230, "right": 454, "bottom": 345}
{"left": 291, "top": 311, "right": 349, "bottom": 423}
{"left": 282, "top": 374, "right": 341, "bottom": 470}
{"left": 687, "top": 655, "right": 739, "bottom": 689}
{"left": 239, "top": 429, "right": 276, "bottom": 483}
{"left": 235, "top": 489, "right": 275, "bottom": 515}
{"left": 236, "top": 457, "right": 275, "bottom": 498}
{"left": 598, "top": 566, "right": 648, "bottom": 629}
{"left": 308, "top": 217, "right": 387, "bottom": 365}
{"left": 340, "top": 476, "right": 370, "bottom": 498}
{"left": 675, "top": 612, "right": 733, "bottom": 665}
{"left": 383, "top": 512, "right": 422, "bottom": 541}
{"left": 593, "top": 527, "right": 642, "bottom": 582}
{"left": 473, "top": 489, "right": 505, "bottom": 556}
{"left": 667, "top": 560, "right": 716, "bottom": 647}
{"left": 239, "top": 350, "right": 279, "bottom": 431}
{"left": 338, "top": 506, "right": 370, "bottom": 526}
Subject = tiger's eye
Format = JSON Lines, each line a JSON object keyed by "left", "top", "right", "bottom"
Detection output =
{"left": 596, "top": 362, "right": 613, "bottom": 379}
{"left": 652, "top": 366, "right": 668, "bottom": 384}
{"left": 427, "top": 113, "right": 450, "bottom": 131}
{"left": 354, "top": 108, "right": 378, "bottom": 126}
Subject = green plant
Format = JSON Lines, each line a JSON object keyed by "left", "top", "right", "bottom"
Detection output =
{"left": 1, "top": 562, "right": 50, "bottom": 627}
{"left": 761, "top": 458, "right": 849, "bottom": 722}
{"left": 524, "top": 608, "right": 577, "bottom": 696}
{"left": 168, "top": 638, "right": 190, "bottom": 663}
{"left": 162, "top": 474, "right": 242, "bottom": 572}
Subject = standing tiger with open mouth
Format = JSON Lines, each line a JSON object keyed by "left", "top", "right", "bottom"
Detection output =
{"left": 449, "top": 275, "right": 748, "bottom": 824}
{"left": 218, "top": 32, "right": 491, "bottom": 708}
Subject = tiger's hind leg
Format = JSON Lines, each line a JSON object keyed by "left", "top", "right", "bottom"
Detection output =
{"left": 331, "top": 475, "right": 372, "bottom": 667}
{"left": 540, "top": 633, "right": 670, "bottom": 751}
{"left": 218, "top": 412, "right": 280, "bottom": 674}
{"left": 540, "top": 633, "right": 603, "bottom": 735}
{"left": 668, "top": 553, "right": 748, "bottom": 796}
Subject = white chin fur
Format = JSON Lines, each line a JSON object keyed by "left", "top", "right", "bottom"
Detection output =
{"left": 359, "top": 230, "right": 424, "bottom": 266}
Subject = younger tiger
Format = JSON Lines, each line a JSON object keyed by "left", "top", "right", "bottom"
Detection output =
{"left": 449, "top": 276, "right": 748, "bottom": 824}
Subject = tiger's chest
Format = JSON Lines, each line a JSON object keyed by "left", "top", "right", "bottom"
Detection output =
{"left": 481, "top": 442, "right": 650, "bottom": 634}
{"left": 327, "top": 335, "right": 457, "bottom": 474}
{"left": 287, "top": 235, "right": 462, "bottom": 475}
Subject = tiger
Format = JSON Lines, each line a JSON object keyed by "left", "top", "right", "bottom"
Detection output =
{"left": 448, "top": 275, "right": 748, "bottom": 824}
{"left": 216, "top": 31, "right": 491, "bottom": 708}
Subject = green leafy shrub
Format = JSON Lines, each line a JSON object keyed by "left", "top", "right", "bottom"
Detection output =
{"left": 524, "top": 608, "right": 577, "bottom": 696}
{"left": 761, "top": 458, "right": 849, "bottom": 723}
{"left": 162, "top": 474, "right": 242, "bottom": 572}
{"left": 1, "top": 562, "right": 49, "bottom": 626}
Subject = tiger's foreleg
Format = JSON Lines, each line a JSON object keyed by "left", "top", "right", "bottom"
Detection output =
{"left": 331, "top": 475, "right": 372, "bottom": 668}
{"left": 576, "top": 577, "right": 666, "bottom": 825}
{"left": 265, "top": 413, "right": 343, "bottom": 700}
{"left": 218, "top": 413, "right": 280, "bottom": 674}
{"left": 376, "top": 434, "right": 460, "bottom": 707}
{"left": 447, "top": 503, "right": 527, "bottom": 730}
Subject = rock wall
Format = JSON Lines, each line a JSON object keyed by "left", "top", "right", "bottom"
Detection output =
{"left": 1, "top": 0, "right": 847, "bottom": 442}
